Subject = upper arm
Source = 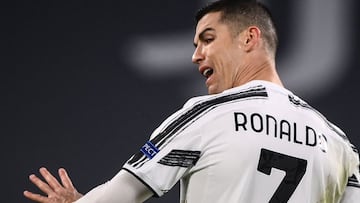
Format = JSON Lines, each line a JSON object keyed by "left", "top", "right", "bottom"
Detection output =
{"left": 75, "top": 169, "right": 153, "bottom": 203}
{"left": 115, "top": 169, "right": 154, "bottom": 202}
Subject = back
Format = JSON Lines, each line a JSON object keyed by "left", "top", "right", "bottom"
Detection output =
{"left": 180, "top": 81, "right": 359, "bottom": 202}
{"left": 123, "top": 80, "right": 359, "bottom": 203}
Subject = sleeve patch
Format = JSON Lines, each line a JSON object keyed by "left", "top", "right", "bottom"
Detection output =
{"left": 141, "top": 141, "right": 160, "bottom": 159}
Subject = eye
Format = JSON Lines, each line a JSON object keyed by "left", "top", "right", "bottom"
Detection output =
{"left": 204, "top": 38, "right": 214, "bottom": 44}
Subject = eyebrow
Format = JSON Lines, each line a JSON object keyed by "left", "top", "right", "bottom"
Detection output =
{"left": 193, "top": 27, "right": 215, "bottom": 47}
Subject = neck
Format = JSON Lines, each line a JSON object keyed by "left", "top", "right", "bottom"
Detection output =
{"left": 234, "top": 55, "right": 283, "bottom": 87}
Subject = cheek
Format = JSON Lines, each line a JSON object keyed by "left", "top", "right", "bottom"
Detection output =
{"left": 209, "top": 46, "right": 234, "bottom": 74}
{"left": 216, "top": 53, "right": 234, "bottom": 74}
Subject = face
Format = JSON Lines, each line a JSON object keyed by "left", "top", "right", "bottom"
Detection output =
{"left": 193, "top": 12, "right": 246, "bottom": 94}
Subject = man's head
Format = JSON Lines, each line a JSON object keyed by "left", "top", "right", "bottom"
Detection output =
{"left": 192, "top": 0, "right": 279, "bottom": 94}
{"left": 195, "top": 0, "right": 278, "bottom": 57}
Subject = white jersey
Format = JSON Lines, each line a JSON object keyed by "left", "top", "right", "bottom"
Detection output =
{"left": 123, "top": 80, "right": 360, "bottom": 203}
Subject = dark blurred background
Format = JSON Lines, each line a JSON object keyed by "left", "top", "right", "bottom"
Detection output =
{"left": 5, "top": 0, "right": 360, "bottom": 202}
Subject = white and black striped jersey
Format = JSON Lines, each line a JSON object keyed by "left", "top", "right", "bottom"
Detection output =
{"left": 123, "top": 80, "right": 360, "bottom": 203}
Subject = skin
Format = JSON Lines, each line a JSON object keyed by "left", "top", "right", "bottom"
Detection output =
{"left": 24, "top": 11, "right": 284, "bottom": 203}
{"left": 24, "top": 168, "right": 153, "bottom": 203}
{"left": 192, "top": 12, "right": 283, "bottom": 94}
{"left": 24, "top": 167, "right": 83, "bottom": 203}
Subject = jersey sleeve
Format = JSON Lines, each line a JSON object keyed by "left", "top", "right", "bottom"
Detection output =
{"left": 122, "top": 99, "right": 204, "bottom": 197}
{"left": 340, "top": 174, "right": 360, "bottom": 202}
{"left": 341, "top": 143, "right": 360, "bottom": 202}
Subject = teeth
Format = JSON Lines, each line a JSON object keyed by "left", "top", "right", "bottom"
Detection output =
{"left": 203, "top": 68, "right": 213, "bottom": 78}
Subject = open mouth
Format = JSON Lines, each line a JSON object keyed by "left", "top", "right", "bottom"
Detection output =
{"left": 202, "top": 68, "right": 213, "bottom": 78}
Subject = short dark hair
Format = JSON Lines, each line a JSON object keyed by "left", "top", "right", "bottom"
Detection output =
{"left": 195, "top": 0, "right": 278, "bottom": 56}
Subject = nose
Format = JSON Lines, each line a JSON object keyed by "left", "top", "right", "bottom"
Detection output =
{"left": 192, "top": 46, "right": 204, "bottom": 64}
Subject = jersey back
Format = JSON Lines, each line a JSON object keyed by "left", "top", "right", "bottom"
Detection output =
{"left": 123, "top": 81, "right": 360, "bottom": 203}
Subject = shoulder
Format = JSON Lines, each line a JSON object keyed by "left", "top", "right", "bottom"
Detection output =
{"left": 184, "top": 81, "right": 272, "bottom": 108}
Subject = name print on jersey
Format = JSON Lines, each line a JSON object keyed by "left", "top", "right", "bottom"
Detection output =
{"left": 234, "top": 112, "right": 328, "bottom": 152}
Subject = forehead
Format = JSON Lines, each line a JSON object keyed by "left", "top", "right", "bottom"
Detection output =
{"left": 197, "top": 11, "right": 222, "bottom": 28}
{"left": 194, "top": 12, "right": 223, "bottom": 38}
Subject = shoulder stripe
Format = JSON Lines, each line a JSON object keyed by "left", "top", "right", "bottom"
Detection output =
{"left": 158, "top": 150, "right": 201, "bottom": 167}
{"left": 347, "top": 174, "right": 360, "bottom": 188}
{"left": 288, "top": 94, "right": 349, "bottom": 141}
{"left": 127, "top": 86, "right": 268, "bottom": 168}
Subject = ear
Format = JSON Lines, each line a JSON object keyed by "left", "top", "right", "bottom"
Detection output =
{"left": 242, "top": 26, "right": 261, "bottom": 52}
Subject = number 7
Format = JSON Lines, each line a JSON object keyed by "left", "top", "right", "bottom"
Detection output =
{"left": 257, "top": 148, "right": 308, "bottom": 202}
